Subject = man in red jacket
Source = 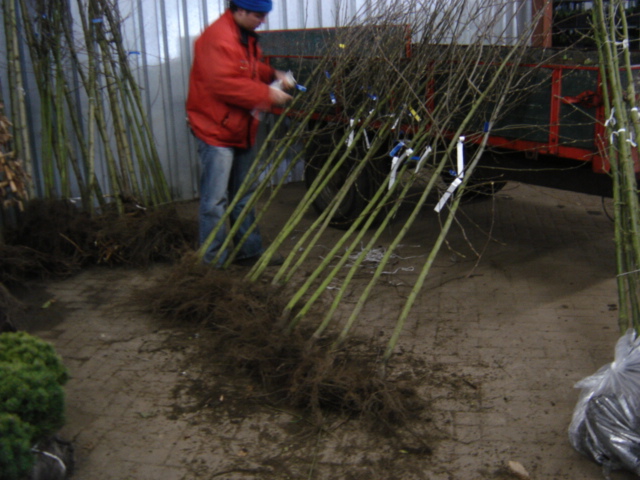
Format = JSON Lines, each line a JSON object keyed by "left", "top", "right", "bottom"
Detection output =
{"left": 187, "top": 0, "right": 292, "bottom": 267}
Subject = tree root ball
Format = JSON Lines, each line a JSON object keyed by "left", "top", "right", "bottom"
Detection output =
{"left": 138, "top": 258, "right": 425, "bottom": 427}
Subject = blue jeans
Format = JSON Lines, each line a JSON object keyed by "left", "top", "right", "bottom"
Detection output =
{"left": 197, "top": 139, "right": 263, "bottom": 265}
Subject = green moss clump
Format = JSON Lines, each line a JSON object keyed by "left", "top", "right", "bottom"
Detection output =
{"left": 0, "top": 331, "right": 68, "bottom": 385}
{"left": 0, "top": 413, "right": 35, "bottom": 480}
{"left": 0, "top": 363, "right": 65, "bottom": 441}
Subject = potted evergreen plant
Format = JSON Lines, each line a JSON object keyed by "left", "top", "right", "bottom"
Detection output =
{"left": 0, "top": 332, "right": 72, "bottom": 480}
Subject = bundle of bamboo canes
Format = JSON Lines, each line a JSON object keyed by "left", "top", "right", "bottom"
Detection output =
{"left": 1, "top": 0, "right": 171, "bottom": 216}
{"left": 592, "top": 0, "right": 640, "bottom": 334}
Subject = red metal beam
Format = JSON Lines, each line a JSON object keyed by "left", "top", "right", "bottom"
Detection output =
{"left": 548, "top": 68, "right": 563, "bottom": 155}
{"left": 531, "top": 0, "right": 553, "bottom": 48}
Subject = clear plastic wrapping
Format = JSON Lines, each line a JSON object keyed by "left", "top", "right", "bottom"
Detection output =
{"left": 569, "top": 329, "right": 640, "bottom": 477}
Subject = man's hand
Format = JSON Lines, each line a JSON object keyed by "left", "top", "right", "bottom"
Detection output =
{"left": 269, "top": 87, "right": 292, "bottom": 106}
{"left": 274, "top": 70, "right": 296, "bottom": 90}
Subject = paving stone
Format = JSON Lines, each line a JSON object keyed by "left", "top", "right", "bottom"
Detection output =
{"left": 15, "top": 182, "right": 640, "bottom": 479}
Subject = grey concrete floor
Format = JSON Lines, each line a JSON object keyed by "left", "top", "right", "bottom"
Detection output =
{"left": 19, "top": 181, "right": 639, "bottom": 480}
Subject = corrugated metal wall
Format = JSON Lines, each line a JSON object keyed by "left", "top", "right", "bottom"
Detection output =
{"left": 0, "top": 0, "right": 532, "bottom": 202}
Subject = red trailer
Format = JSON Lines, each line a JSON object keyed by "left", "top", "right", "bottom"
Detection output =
{"left": 261, "top": 28, "right": 638, "bottom": 223}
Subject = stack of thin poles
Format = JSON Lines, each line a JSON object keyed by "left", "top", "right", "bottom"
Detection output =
{"left": 592, "top": 0, "right": 640, "bottom": 334}
{"left": 1, "top": 0, "right": 171, "bottom": 216}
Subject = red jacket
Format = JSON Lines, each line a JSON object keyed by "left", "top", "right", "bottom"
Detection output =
{"left": 186, "top": 10, "right": 275, "bottom": 148}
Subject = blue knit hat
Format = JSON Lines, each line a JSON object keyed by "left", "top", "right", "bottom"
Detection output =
{"left": 232, "top": 0, "right": 273, "bottom": 12}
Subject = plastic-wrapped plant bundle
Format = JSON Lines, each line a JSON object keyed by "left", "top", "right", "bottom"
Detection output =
{"left": 583, "top": 394, "right": 640, "bottom": 472}
{"left": 569, "top": 329, "right": 640, "bottom": 477}
{"left": 28, "top": 435, "right": 74, "bottom": 480}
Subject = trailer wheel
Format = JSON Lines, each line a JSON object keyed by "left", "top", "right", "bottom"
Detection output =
{"left": 304, "top": 153, "right": 380, "bottom": 230}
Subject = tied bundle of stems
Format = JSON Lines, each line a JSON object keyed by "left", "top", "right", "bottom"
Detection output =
{"left": 198, "top": 0, "right": 551, "bottom": 363}
{"left": 1, "top": 0, "right": 170, "bottom": 217}
{"left": 592, "top": 0, "right": 640, "bottom": 334}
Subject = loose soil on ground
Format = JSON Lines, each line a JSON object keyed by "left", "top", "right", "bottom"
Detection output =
{"left": 4, "top": 181, "right": 638, "bottom": 479}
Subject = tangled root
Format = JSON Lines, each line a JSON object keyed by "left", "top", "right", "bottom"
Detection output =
{"left": 139, "top": 258, "right": 423, "bottom": 426}
{"left": 2, "top": 199, "right": 197, "bottom": 285}
{"left": 0, "top": 245, "right": 79, "bottom": 286}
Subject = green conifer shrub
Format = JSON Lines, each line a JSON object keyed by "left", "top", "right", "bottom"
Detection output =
{"left": 0, "top": 413, "right": 35, "bottom": 480}
{"left": 0, "top": 362, "right": 65, "bottom": 441}
{"left": 0, "top": 331, "right": 68, "bottom": 384}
